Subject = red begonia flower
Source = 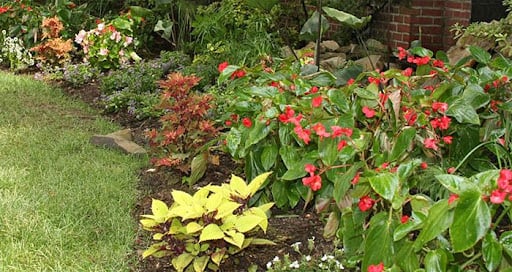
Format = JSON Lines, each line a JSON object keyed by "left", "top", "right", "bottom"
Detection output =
{"left": 358, "top": 195, "right": 375, "bottom": 212}
{"left": 242, "top": 117, "right": 252, "bottom": 128}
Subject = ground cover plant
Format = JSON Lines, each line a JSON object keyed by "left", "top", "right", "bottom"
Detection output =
{"left": 0, "top": 71, "right": 145, "bottom": 271}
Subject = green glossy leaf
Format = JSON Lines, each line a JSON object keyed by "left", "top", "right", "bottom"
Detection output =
{"left": 318, "top": 136, "right": 338, "bottom": 166}
{"left": 281, "top": 161, "right": 307, "bottom": 180}
{"left": 462, "top": 84, "right": 490, "bottom": 110}
{"left": 369, "top": 173, "right": 399, "bottom": 201}
{"left": 362, "top": 212, "right": 393, "bottom": 271}
{"left": 469, "top": 45, "right": 491, "bottom": 64}
{"left": 394, "top": 212, "right": 426, "bottom": 241}
{"left": 500, "top": 231, "right": 512, "bottom": 258}
{"left": 245, "top": 120, "right": 273, "bottom": 149}
{"left": 300, "top": 11, "right": 329, "bottom": 40}
{"left": 309, "top": 72, "right": 336, "bottom": 87}
{"left": 327, "top": 88, "right": 350, "bottom": 113}
{"left": 424, "top": 249, "right": 448, "bottom": 272}
{"left": 248, "top": 86, "right": 279, "bottom": 98}
{"left": 199, "top": 224, "right": 225, "bottom": 242}
{"left": 332, "top": 163, "right": 362, "bottom": 204}
{"left": 413, "top": 200, "right": 453, "bottom": 251}
{"left": 279, "top": 145, "right": 299, "bottom": 169}
{"left": 333, "top": 64, "right": 363, "bottom": 87}
{"left": 271, "top": 181, "right": 289, "bottom": 208}
{"left": 447, "top": 98, "right": 480, "bottom": 125}
{"left": 483, "top": 231, "right": 502, "bottom": 271}
{"left": 226, "top": 128, "right": 242, "bottom": 156}
{"left": 261, "top": 144, "right": 278, "bottom": 171}
{"left": 436, "top": 174, "right": 474, "bottom": 194}
{"left": 396, "top": 240, "right": 420, "bottom": 271}
{"left": 341, "top": 210, "right": 364, "bottom": 257}
{"left": 187, "top": 152, "right": 208, "bottom": 186}
{"left": 450, "top": 189, "right": 491, "bottom": 252}
{"left": 322, "top": 7, "right": 371, "bottom": 30}
{"left": 397, "top": 159, "right": 421, "bottom": 180}
{"left": 409, "top": 46, "right": 434, "bottom": 57}
{"left": 390, "top": 127, "right": 416, "bottom": 162}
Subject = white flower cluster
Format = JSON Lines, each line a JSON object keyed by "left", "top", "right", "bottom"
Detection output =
{"left": 0, "top": 30, "right": 34, "bottom": 70}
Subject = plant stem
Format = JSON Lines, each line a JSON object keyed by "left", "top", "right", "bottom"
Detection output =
{"left": 492, "top": 204, "right": 512, "bottom": 231}
{"left": 453, "top": 141, "right": 494, "bottom": 171}
{"left": 460, "top": 252, "right": 482, "bottom": 269}
{"left": 314, "top": 0, "right": 322, "bottom": 71}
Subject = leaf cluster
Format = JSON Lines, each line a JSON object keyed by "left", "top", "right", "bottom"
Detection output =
{"left": 140, "top": 172, "right": 275, "bottom": 272}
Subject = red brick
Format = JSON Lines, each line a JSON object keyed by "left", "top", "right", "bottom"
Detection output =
{"left": 418, "top": 25, "right": 442, "bottom": 35}
{"left": 445, "top": 2, "right": 463, "bottom": 9}
{"left": 420, "top": 8, "right": 443, "bottom": 17}
{"left": 396, "top": 23, "right": 410, "bottom": 33}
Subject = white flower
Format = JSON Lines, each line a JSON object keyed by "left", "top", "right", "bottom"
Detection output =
{"left": 75, "top": 30, "right": 87, "bottom": 44}
{"left": 99, "top": 48, "right": 109, "bottom": 56}
{"left": 289, "top": 260, "right": 300, "bottom": 269}
{"left": 335, "top": 260, "right": 344, "bottom": 269}
{"left": 305, "top": 255, "right": 312, "bottom": 262}
{"left": 272, "top": 256, "right": 280, "bottom": 263}
{"left": 97, "top": 23, "right": 105, "bottom": 31}
{"left": 123, "top": 36, "right": 133, "bottom": 47}
{"left": 266, "top": 262, "right": 272, "bottom": 269}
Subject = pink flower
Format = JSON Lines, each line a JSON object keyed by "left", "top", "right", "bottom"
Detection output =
{"left": 351, "top": 172, "right": 361, "bottom": 185}
{"left": 278, "top": 106, "right": 295, "bottom": 123}
{"left": 337, "top": 140, "right": 347, "bottom": 151}
{"left": 347, "top": 78, "right": 355, "bottom": 85}
{"left": 312, "top": 96, "right": 323, "bottom": 108}
{"left": 99, "top": 48, "right": 109, "bottom": 56}
{"left": 309, "top": 86, "right": 319, "bottom": 94}
{"left": 442, "top": 136, "right": 453, "bottom": 144}
{"left": 231, "top": 69, "right": 246, "bottom": 79}
{"left": 397, "top": 47, "right": 408, "bottom": 60}
{"left": 421, "top": 162, "right": 428, "bottom": 169}
{"left": 447, "top": 167, "right": 456, "bottom": 174}
{"left": 490, "top": 189, "right": 507, "bottom": 204}
{"left": 362, "top": 106, "right": 376, "bottom": 118}
{"left": 331, "top": 126, "right": 353, "bottom": 138}
{"left": 312, "top": 123, "right": 330, "bottom": 138}
{"left": 302, "top": 174, "right": 322, "bottom": 191}
{"left": 218, "top": 61, "right": 229, "bottom": 73}
{"left": 433, "top": 59, "right": 445, "bottom": 68}
{"left": 424, "top": 138, "right": 439, "bottom": 151}
{"left": 448, "top": 193, "right": 459, "bottom": 204}
{"left": 242, "top": 117, "right": 252, "bottom": 128}
{"left": 402, "top": 67, "right": 413, "bottom": 77}
{"left": 432, "top": 102, "right": 448, "bottom": 113}
{"left": 368, "top": 262, "right": 384, "bottom": 272}
{"left": 304, "top": 164, "right": 316, "bottom": 174}
{"left": 358, "top": 195, "right": 375, "bottom": 212}
{"left": 294, "top": 126, "right": 311, "bottom": 144}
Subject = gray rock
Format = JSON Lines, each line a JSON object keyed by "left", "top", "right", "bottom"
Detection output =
{"left": 353, "top": 55, "right": 383, "bottom": 71}
{"left": 366, "top": 39, "right": 388, "bottom": 53}
{"left": 321, "top": 40, "right": 340, "bottom": 52}
{"left": 90, "top": 129, "right": 146, "bottom": 155}
{"left": 321, "top": 52, "right": 347, "bottom": 59}
{"left": 320, "top": 56, "right": 347, "bottom": 71}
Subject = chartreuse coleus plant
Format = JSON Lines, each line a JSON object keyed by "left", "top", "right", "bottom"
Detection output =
{"left": 140, "top": 172, "right": 275, "bottom": 272}
{"left": 214, "top": 45, "right": 512, "bottom": 270}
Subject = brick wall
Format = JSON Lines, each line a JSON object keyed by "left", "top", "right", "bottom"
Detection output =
{"left": 370, "top": 0, "right": 471, "bottom": 52}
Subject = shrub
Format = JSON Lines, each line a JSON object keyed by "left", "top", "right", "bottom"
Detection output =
{"left": 99, "top": 60, "right": 163, "bottom": 119}
{"left": 74, "top": 17, "right": 141, "bottom": 70}
{"left": 140, "top": 172, "right": 275, "bottom": 272}
{"left": 214, "top": 44, "right": 512, "bottom": 270}
{"left": 147, "top": 72, "right": 219, "bottom": 183}
{"left": 0, "top": 1, "right": 42, "bottom": 48}
{"left": 30, "top": 16, "right": 73, "bottom": 66}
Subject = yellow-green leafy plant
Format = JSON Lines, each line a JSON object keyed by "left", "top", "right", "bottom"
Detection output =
{"left": 140, "top": 172, "right": 275, "bottom": 272}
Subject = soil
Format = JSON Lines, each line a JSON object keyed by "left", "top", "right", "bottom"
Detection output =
{"left": 59, "top": 81, "right": 335, "bottom": 272}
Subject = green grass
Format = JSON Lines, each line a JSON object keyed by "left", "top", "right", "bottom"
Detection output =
{"left": 0, "top": 72, "right": 146, "bottom": 271}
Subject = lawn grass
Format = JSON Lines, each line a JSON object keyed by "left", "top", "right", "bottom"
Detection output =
{"left": 0, "top": 72, "right": 146, "bottom": 271}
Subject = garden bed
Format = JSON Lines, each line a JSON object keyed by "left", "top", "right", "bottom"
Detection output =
{"left": 61, "top": 81, "right": 335, "bottom": 272}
